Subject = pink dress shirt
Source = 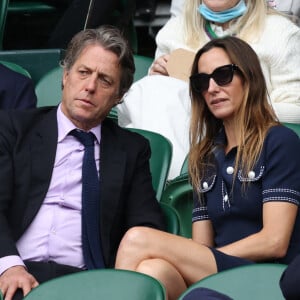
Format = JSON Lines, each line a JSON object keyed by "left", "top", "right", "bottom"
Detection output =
{"left": 0, "top": 105, "right": 101, "bottom": 274}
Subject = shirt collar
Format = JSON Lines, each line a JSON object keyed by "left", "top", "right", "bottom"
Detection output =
{"left": 57, "top": 103, "right": 101, "bottom": 144}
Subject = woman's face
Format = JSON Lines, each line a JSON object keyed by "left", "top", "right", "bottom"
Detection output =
{"left": 197, "top": 47, "right": 245, "bottom": 124}
{"left": 202, "top": 0, "right": 240, "bottom": 12}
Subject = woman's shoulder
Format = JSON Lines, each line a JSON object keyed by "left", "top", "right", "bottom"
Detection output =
{"left": 265, "top": 13, "right": 300, "bottom": 34}
{"left": 266, "top": 124, "right": 300, "bottom": 146}
{"left": 156, "top": 15, "right": 184, "bottom": 41}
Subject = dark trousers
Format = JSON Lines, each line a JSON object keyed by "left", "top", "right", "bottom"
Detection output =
{"left": 13, "top": 261, "right": 82, "bottom": 300}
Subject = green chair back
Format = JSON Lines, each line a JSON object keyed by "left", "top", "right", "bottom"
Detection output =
{"left": 128, "top": 128, "right": 172, "bottom": 201}
{"left": 178, "top": 263, "right": 287, "bottom": 300}
{"left": 0, "top": 48, "right": 65, "bottom": 85}
{"left": 133, "top": 54, "right": 153, "bottom": 81}
{"left": 161, "top": 174, "right": 193, "bottom": 238}
{"left": 8, "top": 1, "right": 57, "bottom": 14}
{"left": 0, "top": 0, "right": 8, "bottom": 50}
{"left": 35, "top": 66, "right": 63, "bottom": 107}
{"left": 283, "top": 122, "right": 300, "bottom": 137}
{"left": 180, "top": 155, "right": 188, "bottom": 175}
{"left": 23, "top": 269, "right": 166, "bottom": 300}
{"left": 160, "top": 202, "right": 180, "bottom": 235}
{"left": 0, "top": 60, "right": 31, "bottom": 77}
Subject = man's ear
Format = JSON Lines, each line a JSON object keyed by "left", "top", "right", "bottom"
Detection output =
{"left": 62, "top": 69, "right": 69, "bottom": 89}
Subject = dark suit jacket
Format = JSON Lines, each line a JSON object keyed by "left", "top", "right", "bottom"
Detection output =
{"left": 0, "top": 64, "right": 37, "bottom": 109}
{"left": 0, "top": 107, "right": 165, "bottom": 268}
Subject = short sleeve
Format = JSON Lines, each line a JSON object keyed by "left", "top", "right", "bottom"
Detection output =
{"left": 262, "top": 126, "right": 300, "bottom": 206}
{"left": 192, "top": 191, "right": 210, "bottom": 223}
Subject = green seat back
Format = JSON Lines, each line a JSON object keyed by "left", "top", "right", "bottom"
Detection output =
{"left": 180, "top": 155, "right": 188, "bottom": 175}
{"left": 8, "top": 1, "right": 57, "bottom": 14}
{"left": 23, "top": 269, "right": 166, "bottom": 300}
{"left": 160, "top": 202, "right": 180, "bottom": 235}
{"left": 0, "top": 60, "right": 31, "bottom": 77}
{"left": 35, "top": 66, "right": 62, "bottom": 107}
{"left": 0, "top": 0, "right": 8, "bottom": 50}
{"left": 128, "top": 128, "right": 172, "bottom": 201}
{"left": 0, "top": 49, "right": 65, "bottom": 85}
{"left": 161, "top": 174, "right": 193, "bottom": 238}
{"left": 179, "top": 263, "right": 287, "bottom": 300}
{"left": 133, "top": 54, "right": 153, "bottom": 81}
{"left": 284, "top": 122, "right": 300, "bottom": 137}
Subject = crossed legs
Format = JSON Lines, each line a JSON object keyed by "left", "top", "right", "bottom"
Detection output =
{"left": 115, "top": 227, "right": 217, "bottom": 300}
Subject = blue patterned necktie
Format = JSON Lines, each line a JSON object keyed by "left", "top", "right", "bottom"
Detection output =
{"left": 70, "top": 129, "right": 105, "bottom": 269}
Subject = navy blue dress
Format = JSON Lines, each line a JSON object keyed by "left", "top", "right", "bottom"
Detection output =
{"left": 193, "top": 125, "right": 300, "bottom": 271}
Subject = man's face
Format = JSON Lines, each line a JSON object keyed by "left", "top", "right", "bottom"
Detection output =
{"left": 61, "top": 44, "right": 122, "bottom": 131}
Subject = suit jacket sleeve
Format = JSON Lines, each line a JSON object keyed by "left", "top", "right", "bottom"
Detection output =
{"left": 0, "top": 113, "right": 22, "bottom": 257}
{"left": 100, "top": 121, "right": 166, "bottom": 267}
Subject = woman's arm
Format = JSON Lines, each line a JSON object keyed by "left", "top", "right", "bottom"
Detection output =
{"left": 192, "top": 220, "right": 215, "bottom": 247}
{"left": 218, "top": 201, "right": 298, "bottom": 261}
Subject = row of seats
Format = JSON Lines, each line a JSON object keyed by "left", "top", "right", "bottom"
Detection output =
{"left": 0, "top": 263, "right": 287, "bottom": 299}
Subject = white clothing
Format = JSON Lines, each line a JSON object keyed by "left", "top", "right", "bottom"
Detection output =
{"left": 118, "top": 14, "right": 300, "bottom": 180}
{"left": 117, "top": 75, "right": 190, "bottom": 179}
{"left": 170, "top": 0, "right": 185, "bottom": 17}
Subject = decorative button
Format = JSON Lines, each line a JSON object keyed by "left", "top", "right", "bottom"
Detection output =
{"left": 248, "top": 171, "right": 255, "bottom": 179}
{"left": 202, "top": 182, "right": 208, "bottom": 189}
{"left": 226, "top": 166, "right": 234, "bottom": 175}
{"left": 223, "top": 195, "right": 228, "bottom": 202}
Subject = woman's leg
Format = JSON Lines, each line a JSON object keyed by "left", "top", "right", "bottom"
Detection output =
{"left": 136, "top": 258, "right": 187, "bottom": 300}
{"left": 115, "top": 227, "right": 217, "bottom": 297}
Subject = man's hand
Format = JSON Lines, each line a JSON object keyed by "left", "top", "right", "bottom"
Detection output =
{"left": 0, "top": 265, "right": 39, "bottom": 300}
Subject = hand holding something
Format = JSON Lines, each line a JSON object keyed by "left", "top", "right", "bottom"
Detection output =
{"left": 0, "top": 266, "right": 39, "bottom": 300}
{"left": 149, "top": 54, "right": 170, "bottom": 76}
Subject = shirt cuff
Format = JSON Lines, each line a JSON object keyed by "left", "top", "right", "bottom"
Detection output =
{"left": 0, "top": 255, "right": 25, "bottom": 275}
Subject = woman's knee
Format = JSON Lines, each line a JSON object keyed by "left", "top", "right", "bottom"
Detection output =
{"left": 117, "top": 226, "right": 157, "bottom": 257}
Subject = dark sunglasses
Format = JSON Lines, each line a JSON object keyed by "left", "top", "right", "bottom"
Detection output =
{"left": 190, "top": 64, "right": 241, "bottom": 93}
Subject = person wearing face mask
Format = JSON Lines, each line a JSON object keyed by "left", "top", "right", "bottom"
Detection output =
{"left": 115, "top": 36, "right": 300, "bottom": 300}
{"left": 117, "top": 0, "right": 300, "bottom": 180}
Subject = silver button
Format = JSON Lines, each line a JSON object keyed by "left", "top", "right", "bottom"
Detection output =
{"left": 248, "top": 171, "right": 255, "bottom": 179}
{"left": 226, "top": 166, "right": 234, "bottom": 175}
{"left": 223, "top": 195, "right": 228, "bottom": 202}
{"left": 202, "top": 182, "right": 208, "bottom": 189}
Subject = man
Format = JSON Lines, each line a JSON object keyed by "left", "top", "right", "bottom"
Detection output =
{"left": 0, "top": 25, "right": 165, "bottom": 300}
{"left": 0, "top": 63, "right": 37, "bottom": 109}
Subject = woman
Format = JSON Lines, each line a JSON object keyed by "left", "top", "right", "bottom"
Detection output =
{"left": 115, "top": 36, "right": 300, "bottom": 300}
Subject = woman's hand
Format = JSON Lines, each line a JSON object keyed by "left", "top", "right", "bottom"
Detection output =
{"left": 149, "top": 54, "right": 170, "bottom": 76}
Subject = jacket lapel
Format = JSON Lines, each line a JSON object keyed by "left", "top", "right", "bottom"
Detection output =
{"left": 22, "top": 108, "right": 58, "bottom": 228}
